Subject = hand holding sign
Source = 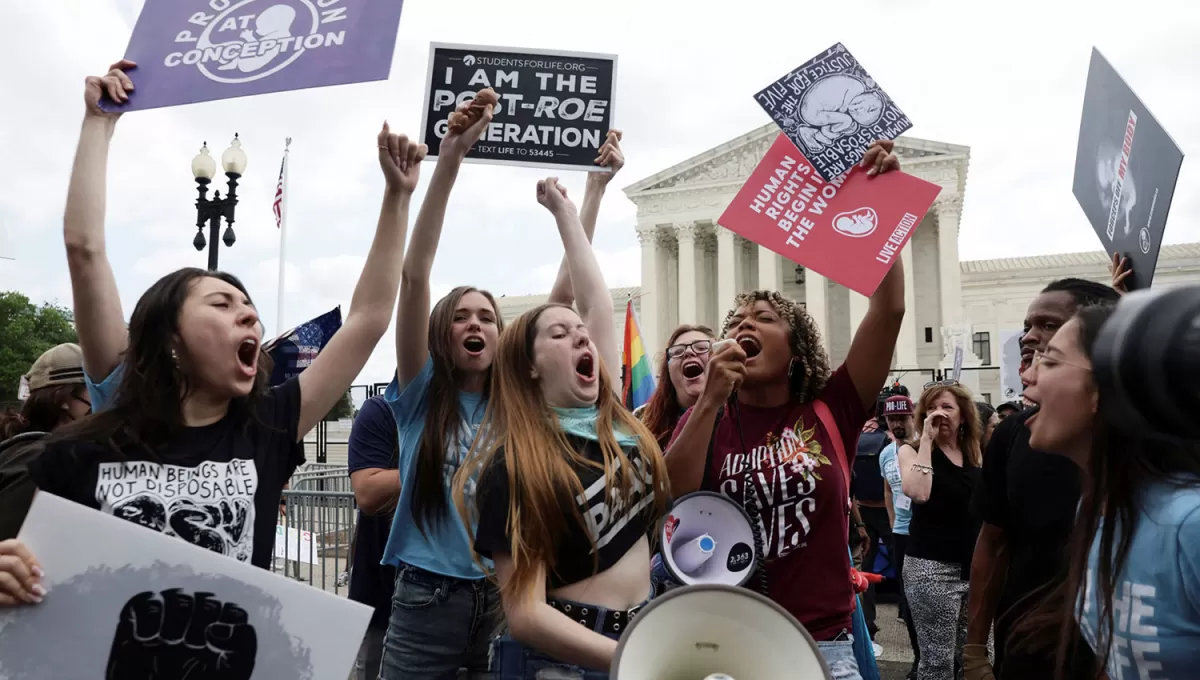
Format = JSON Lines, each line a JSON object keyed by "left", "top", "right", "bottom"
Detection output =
{"left": 85, "top": 60, "right": 136, "bottom": 120}
{"left": 587, "top": 130, "right": 625, "bottom": 187}
{"left": 536, "top": 178, "right": 577, "bottom": 218}
{"left": 377, "top": 122, "right": 428, "bottom": 195}
{"left": 440, "top": 89, "right": 496, "bottom": 162}
{"left": 0, "top": 538, "right": 44, "bottom": 607}
{"left": 448, "top": 88, "right": 499, "bottom": 134}
{"left": 860, "top": 139, "right": 900, "bottom": 177}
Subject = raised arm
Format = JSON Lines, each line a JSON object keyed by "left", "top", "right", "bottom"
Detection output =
{"left": 395, "top": 97, "right": 494, "bottom": 386}
{"left": 65, "top": 61, "right": 137, "bottom": 381}
{"left": 295, "top": 125, "right": 422, "bottom": 439}
{"left": 547, "top": 131, "right": 624, "bottom": 306}
{"left": 537, "top": 178, "right": 617, "bottom": 383}
{"left": 843, "top": 140, "right": 906, "bottom": 411}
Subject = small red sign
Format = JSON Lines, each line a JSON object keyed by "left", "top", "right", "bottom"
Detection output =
{"left": 719, "top": 134, "right": 943, "bottom": 297}
{"left": 664, "top": 514, "right": 679, "bottom": 543}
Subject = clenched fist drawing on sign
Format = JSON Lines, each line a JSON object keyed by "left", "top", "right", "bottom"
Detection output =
{"left": 106, "top": 589, "right": 257, "bottom": 680}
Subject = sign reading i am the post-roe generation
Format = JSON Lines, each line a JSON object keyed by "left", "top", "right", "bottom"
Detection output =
{"left": 421, "top": 43, "right": 618, "bottom": 172}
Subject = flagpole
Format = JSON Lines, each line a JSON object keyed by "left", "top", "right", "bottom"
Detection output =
{"left": 275, "top": 137, "right": 291, "bottom": 336}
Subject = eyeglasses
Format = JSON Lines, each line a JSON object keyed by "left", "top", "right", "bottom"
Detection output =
{"left": 666, "top": 340, "right": 713, "bottom": 359}
{"left": 1030, "top": 349, "right": 1091, "bottom": 373}
{"left": 923, "top": 379, "right": 959, "bottom": 390}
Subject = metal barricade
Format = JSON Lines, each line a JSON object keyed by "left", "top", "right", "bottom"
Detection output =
{"left": 272, "top": 488, "right": 357, "bottom": 596}
{"left": 289, "top": 468, "right": 353, "bottom": 494}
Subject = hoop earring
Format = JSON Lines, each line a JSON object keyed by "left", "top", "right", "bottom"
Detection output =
{"left": 788, "top": 358, "right": 796, "bottom": 383}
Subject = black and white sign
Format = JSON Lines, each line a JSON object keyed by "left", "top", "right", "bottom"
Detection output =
{"left": 1072, "top": 48, "right": 1185, "bottom": 291}
{"left": 755, "top": 43, "right": 912, "bottom": 182}
{"left": 420, "top": 43, "right": 618, "bottom": 172}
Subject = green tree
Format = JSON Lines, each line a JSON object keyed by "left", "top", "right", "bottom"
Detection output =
{"left": 0, "top": 292, "right": 78, "bottom": 403}
{"left": 324, "top": 390, "right": 354, "bottom": 421}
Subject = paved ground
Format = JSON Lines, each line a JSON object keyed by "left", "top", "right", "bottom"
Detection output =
{"left": 873, "top": 601, "right": 917, "bottom": 679}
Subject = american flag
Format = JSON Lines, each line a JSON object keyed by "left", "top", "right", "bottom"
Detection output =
{"left": 272, "top": 154, "right": 286, "bottom": 229}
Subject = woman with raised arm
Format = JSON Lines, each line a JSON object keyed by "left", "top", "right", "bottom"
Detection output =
{"left": 456, "top": 177, "right": 669, "bottom": 678}
{"left": 0, "top": 60, "right": 420, "bottom": 595}
{"left": 662, "top": 141, "right": 906, "bottom": 680}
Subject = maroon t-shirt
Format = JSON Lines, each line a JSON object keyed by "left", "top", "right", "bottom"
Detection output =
{"left": 669, "top": 365, "right": 866, "bottom": 641}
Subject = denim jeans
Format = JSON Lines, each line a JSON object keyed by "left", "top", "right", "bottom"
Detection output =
{"left": 817, "top": 639, "right": 864, "bottom": 680}
{"left": 378, "top": 562, "right": 500, "bottom": 680}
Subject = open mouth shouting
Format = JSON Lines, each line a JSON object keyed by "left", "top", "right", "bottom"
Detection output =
{"left": 236, "top": 337, "right": 259, "bottom": 378}
{"left": 463, "top": 336, "right": 486, "bottom": 357}
{"left": 736, "top": 334, "right": 762, "bottom": 360}
{"left": 680, "top": 358, "right": 705, "bottom": 380}
{"left": 575, "top": 351, "right": 597, "bottom": 384}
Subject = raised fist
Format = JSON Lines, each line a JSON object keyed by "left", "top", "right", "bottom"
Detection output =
{"left": 106, "top": 589, "right": 257, "bottom": 680}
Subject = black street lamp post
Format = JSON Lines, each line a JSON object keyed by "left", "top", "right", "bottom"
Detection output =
{"left": 191, "top": 135, "right": 249, "bottom": 271}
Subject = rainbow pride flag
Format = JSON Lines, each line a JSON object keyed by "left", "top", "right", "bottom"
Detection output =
{"left": 622, "top": 300, "right": 656, "bottom": 410}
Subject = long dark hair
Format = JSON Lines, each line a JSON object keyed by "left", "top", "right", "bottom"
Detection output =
{"left": 1012, "top": 304, "right": 1200, "bottom": 679}
{"left": 411, "top": 285, "right": 502, "bottom": 535}
{"left": 0, "top": 384, "right": 85, "bottom": 440}
{"left": 49, "top": 268, "right": 271, "bottom": 454}
{"left": 638, "top": 324, "right": 714, "bottom": 447}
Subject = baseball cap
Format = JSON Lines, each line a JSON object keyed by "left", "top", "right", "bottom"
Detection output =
{"left": 23, "top": 343, "right": 86, "bottom": 393}
{"left": 883, "top": 394, "right": 915, "bottom": 416}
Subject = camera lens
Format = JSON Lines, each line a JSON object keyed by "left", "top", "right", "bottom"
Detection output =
{"left": 1093, "top": 286, "right": 1200, "bottom": 440}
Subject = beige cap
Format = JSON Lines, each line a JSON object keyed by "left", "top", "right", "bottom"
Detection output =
{"left": 25, "top": 343, "right": 86, "bottom": 392}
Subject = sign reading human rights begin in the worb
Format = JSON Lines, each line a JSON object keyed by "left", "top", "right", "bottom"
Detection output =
{"left": 421, "top": 43, "right": 618, "bottom": 172}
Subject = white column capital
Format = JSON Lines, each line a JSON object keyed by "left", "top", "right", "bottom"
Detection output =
{"left": 674, "top": 222, "right": 698, "bottom": 242}
{"left": 635, "top": 225, "right": 660, "bottom": 245}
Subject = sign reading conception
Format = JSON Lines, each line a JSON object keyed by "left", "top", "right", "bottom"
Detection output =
{"left": 421, "top": 43, "right": 618, "bottom": 172}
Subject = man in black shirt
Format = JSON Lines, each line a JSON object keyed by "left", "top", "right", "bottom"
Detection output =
{"left": 964, "top": 278, "right": 1118, "bottom": 680}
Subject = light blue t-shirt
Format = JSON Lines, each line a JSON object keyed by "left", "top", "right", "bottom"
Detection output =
{"left": 381, "top": 357, "right": 489, "bottom": 579}
{"left": 1078, "top": 482, "right": 1200, "bottom": 679}
{"left": 85, "top": 363, "right": 121, "bottom": 412}
{"left": 878, "top": 443, "right": 912, "bottom": 535}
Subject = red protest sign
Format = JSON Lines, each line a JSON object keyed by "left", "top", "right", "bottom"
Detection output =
{"left": 719, "top": 135, "right": 943, "bottom": 296}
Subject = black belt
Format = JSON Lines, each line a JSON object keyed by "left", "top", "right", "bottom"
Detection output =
{"left": 547, "top": 598, "right": 644, "bottom": 635}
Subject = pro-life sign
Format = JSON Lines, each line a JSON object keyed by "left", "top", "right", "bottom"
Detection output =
{"left": 719, "top": 135, "right": 942, "bottom": 297}
{"left": 421, "top": 43, "right": 618, "bottom": 172}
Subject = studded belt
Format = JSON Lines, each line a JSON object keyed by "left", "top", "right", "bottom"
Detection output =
{"left": 547, "top": 598, "right": 644, "bottom": 636}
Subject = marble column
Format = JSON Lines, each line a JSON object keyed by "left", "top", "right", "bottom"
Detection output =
{"left": 937, "top": 196, "right": 964, "bottom": 328}
{"left": 636, "top": 225, "right": 660, "bottom": 356}
{"left": 675, "top": 223, "right": 698, "bottom": 325}
{"left": 848, "top": 290, "right": 869, "bottom": 340}
{"left": 758, "top": 246, "right": 782, "bottom": 291}
{"left": 804, "top": 269, "right": 830, "bottom": 355}
{"left": 895, "top": 241, "right": 919, "bottom": 369}
{"left": 717, "top": 226, "right": 738, "bottom": 318}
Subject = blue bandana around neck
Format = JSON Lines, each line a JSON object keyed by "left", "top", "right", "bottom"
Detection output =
{"left": 552, "top": 405, "right": 639, "bottom": 449}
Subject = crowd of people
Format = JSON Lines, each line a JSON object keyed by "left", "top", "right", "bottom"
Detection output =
{"left": 1, "top": 59, "right": 1198, "bottom": 680}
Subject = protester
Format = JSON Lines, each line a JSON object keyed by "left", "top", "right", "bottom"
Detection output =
{"left": 976, "top": 401, "right": 998, "bottom": 452}
{"left": 0, "top": 344, "right": 91, "bottom": 540}
{"left": 965, "top": 279, "right": 1118, "bottom": 680}
{"left": 662, "top": 140, "right": 905, "bottom": 679}
{"left": 1015, "top": 302, "right": 1200, "bottom": 677}
{"left": 346, "top": 396, "right": 400, "bottom": 680}
{"left": 879, "top": 394, "right": 920, "bottom": 679}
{"left": 0, "top": 61, "right": 418, "bottom": 608}
{"left": 899, "top": 382, "right": 983, "bottom": 680}
{"left": 376, "top": 91, "right": 624, "bottom": 678}
{"left": 637, "top": 324, "right": 716, "bottom": 448}
{"left": 853, "top": 413, "right": 892, "bottom": 640}
{"left": 994, "top": 402, "right": 1021, "bottom": 421}
{"left": 456, "top": 176, "right": 669, "bottom": 678}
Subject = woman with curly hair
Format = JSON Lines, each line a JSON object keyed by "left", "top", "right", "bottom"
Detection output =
{"left": 664, "top": 141, "right": 906, "bottom": 680}
{"left": 635, "top": 324, "right": 716, "bottom": 449}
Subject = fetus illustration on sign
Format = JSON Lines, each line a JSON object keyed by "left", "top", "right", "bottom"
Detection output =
{"left": 217, "top": 4, "right": 297, "bottom": 73}
{"left": 832, "top": 207, "right": 879, "bottom": 238}
{"left": 785, "top": 75, "right": 885, "bottom": 154}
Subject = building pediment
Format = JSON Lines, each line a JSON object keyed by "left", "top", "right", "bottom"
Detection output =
{"left": 624, "top": 122, "right": 971, "bottom": 202}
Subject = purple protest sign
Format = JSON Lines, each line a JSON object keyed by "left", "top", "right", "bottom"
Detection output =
{"left": 100, "top": 0, "right": 404, "bottom": 113}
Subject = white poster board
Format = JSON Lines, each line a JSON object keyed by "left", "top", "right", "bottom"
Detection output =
{"left": 0, "top": 493, "right": 371, "bottom": 679}
{"left": 274, "top": 525, "right": 322, "bottom": 566}
{"left": 998, "top": 329, "right": 1024, "bottom": 402}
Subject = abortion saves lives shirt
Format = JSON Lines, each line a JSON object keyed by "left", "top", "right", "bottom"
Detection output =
{"left": 27, "top": 364, "right": 305, "bottom": 569}
{"left": 670, "top": 366, "right": 866, "bottom": 641}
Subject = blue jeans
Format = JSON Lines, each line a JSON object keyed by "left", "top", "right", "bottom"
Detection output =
{"left": 489, "top": 594, "right": 649, "bottom": 679}
{"left": 378, "top": 562, "right": 500, "bottom": 680}
{"left": 818, "top": 639, "right": 864, "bottom": 680}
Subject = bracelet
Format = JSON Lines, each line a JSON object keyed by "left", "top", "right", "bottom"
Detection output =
{"left": 910, "top": 463, "right": 934, "bottom": 475}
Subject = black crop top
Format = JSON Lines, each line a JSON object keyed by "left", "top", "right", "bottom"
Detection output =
{"left": 907, "top": 446, "right": 982, "bottom": 578}
{"left": 473, "top": 434, "right": 658, "bottom": 590}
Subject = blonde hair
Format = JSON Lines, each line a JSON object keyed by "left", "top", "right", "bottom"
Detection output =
{"left": 453, "top": 303, "right": 670, "bottom": 602}
{"left": 910, "top": 384, "right": 983, "bottom": 467}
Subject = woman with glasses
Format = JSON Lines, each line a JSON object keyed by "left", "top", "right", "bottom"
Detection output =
{"left": 898, "top": 380, "right": 983, "bottom": 680}
{"left": 0, "top": 344, "right": 92, "bottom": 540}
{"left": 636, "top": 325, "right": 716, "bottom": 449}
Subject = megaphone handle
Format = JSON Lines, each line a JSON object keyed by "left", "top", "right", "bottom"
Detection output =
{"left": 730, "top": 398, "right": 771, "bottom": 597}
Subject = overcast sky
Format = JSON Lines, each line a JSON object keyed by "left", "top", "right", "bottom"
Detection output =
{"left": 3, "top": 0, "right": 1198, "bottom": 386}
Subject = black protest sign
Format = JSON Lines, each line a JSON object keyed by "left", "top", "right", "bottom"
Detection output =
{"left": 421, "top": 43, "right": 617, "bottom": 172}
{"left": 1072, "top": 48, "right": 1184, "bottom": 291}
{"left": 755, "top": 43, "right": 912, "bottom": 182}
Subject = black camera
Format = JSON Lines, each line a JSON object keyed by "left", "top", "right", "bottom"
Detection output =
{"left": 1093, "top": 286, "right": 1200, "bottom": 440}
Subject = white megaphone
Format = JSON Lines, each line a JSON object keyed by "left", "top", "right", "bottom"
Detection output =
{"left": 611, "top": 584, "right": 832, "bottom": 679}
{"left": 660, "top": 492, "right": 757, "bottom": 587}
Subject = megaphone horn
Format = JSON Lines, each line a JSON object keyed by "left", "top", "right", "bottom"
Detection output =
{"left": 660, "top": 491, "right": 757, "bottom": 588}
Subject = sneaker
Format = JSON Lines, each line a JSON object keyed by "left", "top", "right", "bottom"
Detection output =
{"left": 872, "top": 642, "right": 883, "bottom": 658}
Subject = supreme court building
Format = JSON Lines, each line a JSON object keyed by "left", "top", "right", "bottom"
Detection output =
{"left": 497, "top": 123, "right": 1200, "bottom": 403}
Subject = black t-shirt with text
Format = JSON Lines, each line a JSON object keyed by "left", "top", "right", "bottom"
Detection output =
{"left": 27, "top": 378, "right": 304, "bottom": 569}
{"left": 474, "top": 434, "right": 658, "bottom": 590}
